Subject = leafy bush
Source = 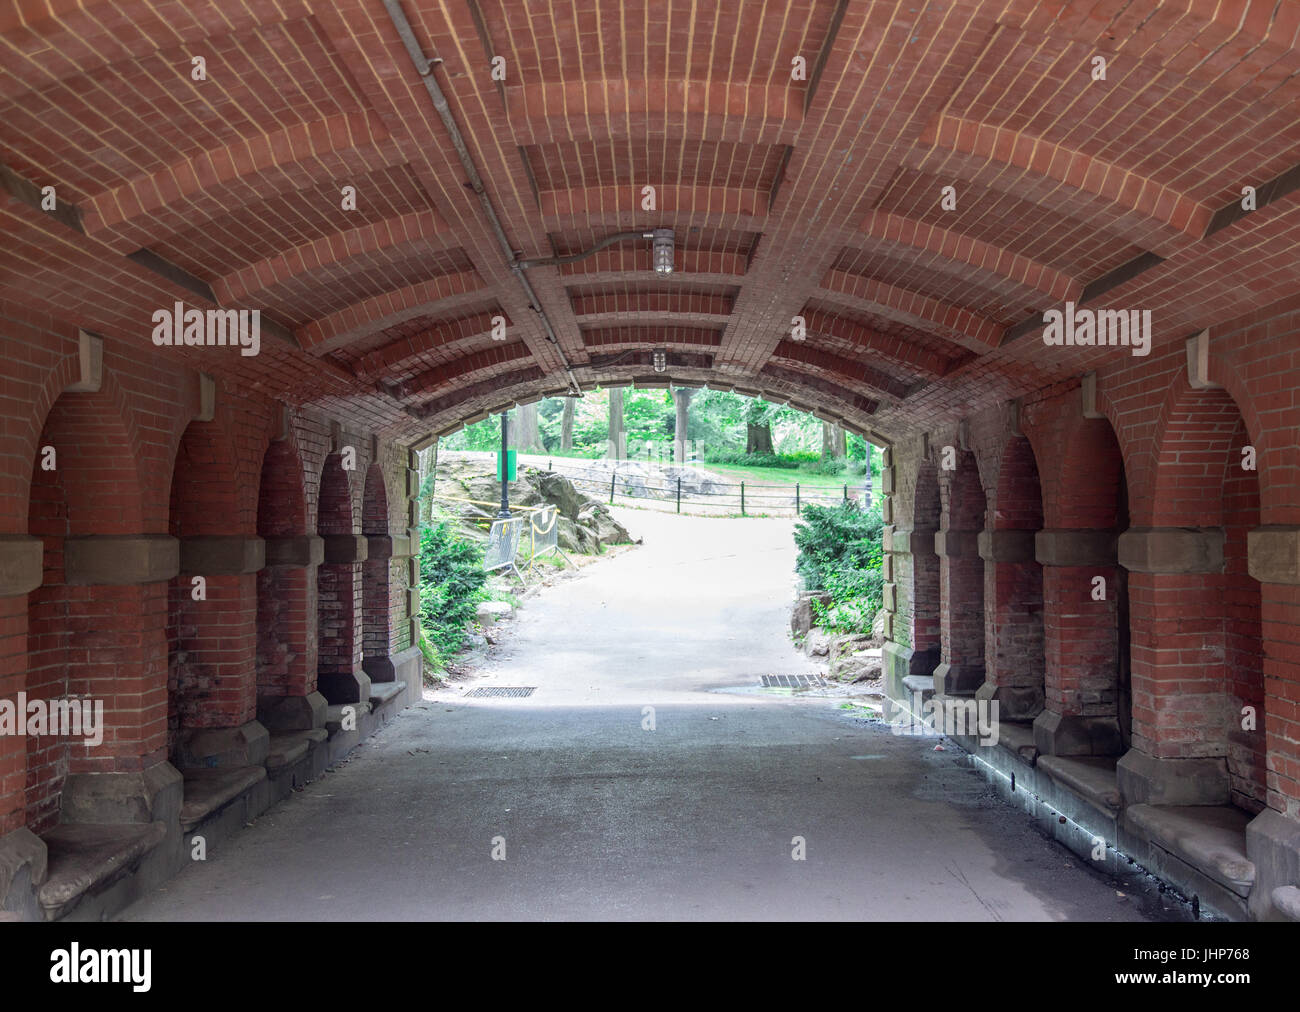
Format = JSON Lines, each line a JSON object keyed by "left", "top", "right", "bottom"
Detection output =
{"left": 418, "top": 521, "right": 488, "bottom": 657}
{"left": 702, "top": 449, "right": 809, "bottom": 469}
{"left": 793, "top": 502, "right": 884, "bottom": 633}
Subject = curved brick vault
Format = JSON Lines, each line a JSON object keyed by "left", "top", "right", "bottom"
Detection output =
{"left": 2, "top": 0, "right": 1300, "bottom": 922}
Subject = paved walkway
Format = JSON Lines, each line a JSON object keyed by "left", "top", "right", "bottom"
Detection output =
{"left": 123, "top": 510, "right": 1161, "bottom": 921}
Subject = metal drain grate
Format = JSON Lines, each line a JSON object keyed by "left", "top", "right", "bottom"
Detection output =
{"left": 465, "top": 686, "right": 536, "bottom": 698}
{"left": 760, "top": 674, "right": 824, "bottom": 689}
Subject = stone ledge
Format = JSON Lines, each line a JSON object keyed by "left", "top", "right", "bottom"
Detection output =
{"left": 1126, "top": 804, "right": 1255, "bottom": 898}
{"left": 1248, "top": 527, "right": 1300, "bottom": 585}
{"left": 1038, "top": 754, "right": 1121, "bottom": 815}
{"left": 978, "top": 529, "right": 1037, "bottom": 564}
{"left": 263, "top": 535, "right": 324, "bottom": 568}
{"left": 1118, "top": 527, "right": 1224, "bottom": 574}
{"left": 64, "top": 535, "right": 179, "bottom": 586}
{"left": 0, "top": 535, "right": 43, "bottom": 597}
{"left": 1035, "top": 529, "right": 1117, "bottom": 567}
{"left": 179, "top": 535, "right": 265, "bottom": 575}
{"left": 38, "top": 821, "right": 167, "bottom": 919}
{"left": 366, "top": 535, "right": 393, "bottom": 560}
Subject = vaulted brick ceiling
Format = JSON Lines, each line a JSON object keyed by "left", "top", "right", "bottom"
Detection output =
{"left": 3, "top": 0, "right": 1299, "bottom": 444}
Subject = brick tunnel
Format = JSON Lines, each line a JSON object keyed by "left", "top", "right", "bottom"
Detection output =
{"left": 1, "top": 0, "right": 1299, "bottom": 926}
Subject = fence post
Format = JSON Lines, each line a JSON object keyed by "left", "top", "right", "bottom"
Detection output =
{"left": 741, "top": 481, "right": 745, "bottom": 516}
{"left": 610, "top": 468, "right": 616, "bottom": 504}
{"left": 796, "top": 482, "right": 800, "bottom": 516}
{"left": 843, "top": 483, "right": 848, "bottom": 503}
{"left": 676, "top": 476, "right": 681, "bottom": 514}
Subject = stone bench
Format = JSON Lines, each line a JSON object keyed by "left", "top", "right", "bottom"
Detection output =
{"left": 1126, "top": 804, "right": 1255, "bottom": 898}
{"left": 265, "top": 729, "right": 328, "bottom": 773}
{"left": 39, "top": 822, "right": 167, "bottom": 920}
{"left": 1038, "top": 754, "right": 1121, "bottom": 816}
{"left": 369, "top": 680, "right": 407, "bottom": 707}
{"left": 179, "top": 766, "right": 267, "bottom": 834}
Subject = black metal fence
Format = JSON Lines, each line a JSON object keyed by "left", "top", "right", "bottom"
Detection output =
{"left": 540, "top": 458, "right": 868, "bottom": 516}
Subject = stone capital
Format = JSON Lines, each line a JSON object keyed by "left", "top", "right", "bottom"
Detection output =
{"left": 934, "top": 529, "right": 979, "bottom": 559}
{"left": 977, "top": 529, "right": 1037, "bottom": 563}
{"left": 1248, "top": 527, "right": 1300, "bottom": 585}
{"left": 0, "top": 535, "right": 43, "bottom": 597}
{"left": 1034, "top": 529, "right": 1117, "bottom": 567}
{"left": 323, "top": 534, "right": 368, "bottom": 565}
{"left": 263, "top": 535, "right": 324, "bottom": 568}
{"left": 1118, "top": 527, "right": 1224, "bottom": 574}
{"left": 179, "top": 535, "right": 265, "bottom": 575}
{"left": 64, "top": 535, "right": 179, "bottom": 585}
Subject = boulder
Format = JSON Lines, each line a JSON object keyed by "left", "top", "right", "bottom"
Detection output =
{"left": 790, "top": 591, "right": 832, "bottom": 637}
{"left": 475, "top": 601, "right": 513, "bottom": 623}
{"left": 803, "top": 628, "right": 833, "bottom": 657}
{"left": 577, "top": 502, "right": 632, "bottom": 546}
{"left": 830, "top": 643, "right": 883, "bottom": 683}
{"left": 829, "top": 633, "right": 873, "bottom": 666}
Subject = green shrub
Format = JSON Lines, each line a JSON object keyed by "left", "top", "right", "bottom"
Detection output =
{"left": 418, "top": 521, "right": 488, "bottom": 657}
{"left": 794, "top": 502, "right": 884, "bottom": 634}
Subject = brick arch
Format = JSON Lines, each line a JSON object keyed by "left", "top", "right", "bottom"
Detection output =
{"left": 992, "top": 437, "right": 1044, "bottom": 531}
{"left": 1046, "top": 414, "right": 1130, "bottom": 530}
{"left": 317, "top": 454, "right": 357, "bottom": 538}
{"left": 943, "top": 449, "right": 987, "bottom": 532}
{"left": 257, "top": 439, "right": 309, "bottom": 539}
{"left": 24, "top": 385, "right": 157, "bottom": 835}
{"left": 167, "top": 420, "right": 242, "bottom": 538}
{"left": 912, "top": 116, "right": 1210, "bottom": 255}
{"left": 1130, "top": 378, "right": 1264, "bottom": 810}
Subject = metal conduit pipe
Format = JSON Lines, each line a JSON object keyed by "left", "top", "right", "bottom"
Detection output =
{"left": 382, "top": 0, "right": 582, "bottom": 396}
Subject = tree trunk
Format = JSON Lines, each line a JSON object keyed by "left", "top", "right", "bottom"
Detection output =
{"left": 560, "top": 397, "right": 575, "bottom": 450}
{"left": 821, "top": 421, "right": 834, "bottom": 459}
{"left": 746, "top": 422, "right": 774, "bottom": 454}
{"left": 672, "top": 387, "right": 693, "bottom": 462}
{"left": 511, "top": 401, "right": 543, "bottom": 453}
{"left": 607, "top": 387, "right": 624, "bottom": 459}
{"left": 833, "top": 422, "right": 846, "bottom": 457}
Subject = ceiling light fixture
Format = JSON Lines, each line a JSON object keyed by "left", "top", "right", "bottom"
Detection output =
{"left": 511, "top": 228, "right": 677, "bottom": 275}
{"left": 653, "top": 349, "right": 667, "bottom": 373}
